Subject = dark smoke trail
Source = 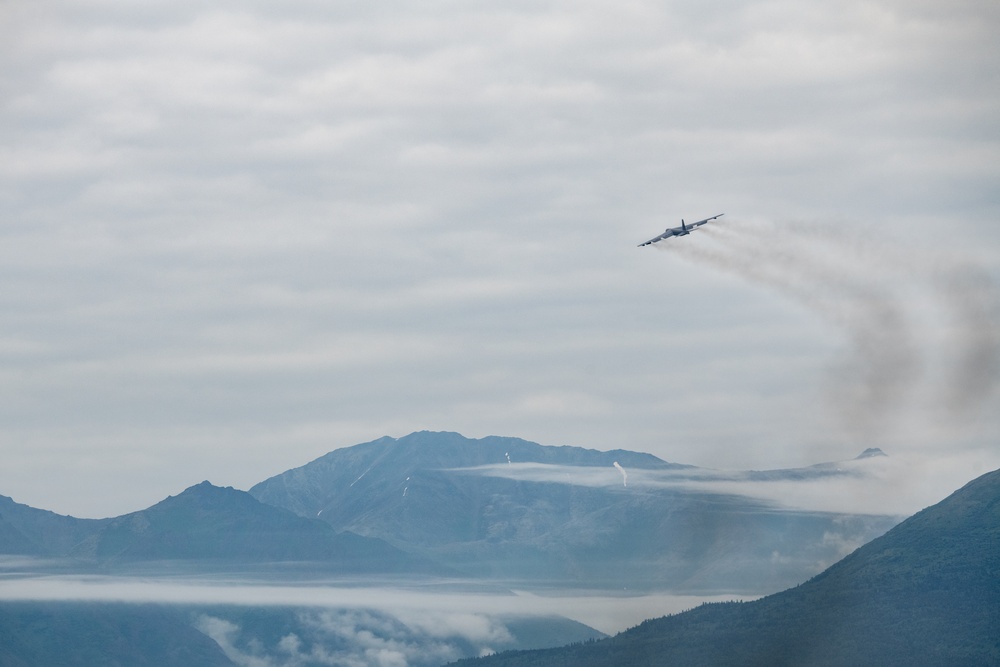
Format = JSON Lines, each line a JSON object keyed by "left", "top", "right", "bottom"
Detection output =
{"left": 937, "top": 266, "right": 1000, "bottom": 413}
{"left": 662, "top": 221, "right": 921, "bottom": 441}
{"left": 743, "top": 221, "right": 1000, "bottom": 415}
{"left": 662, "top": 218, "right": 1000, "bottom": 440}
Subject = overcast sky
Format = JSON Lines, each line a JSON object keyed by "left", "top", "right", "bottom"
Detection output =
{"left": 2, "top": 0, "right": 998, "bottom": 518}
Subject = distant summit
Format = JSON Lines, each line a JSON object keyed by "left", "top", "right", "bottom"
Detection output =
{"left": 855, "top": 447, "right": 888, "bottom": 459}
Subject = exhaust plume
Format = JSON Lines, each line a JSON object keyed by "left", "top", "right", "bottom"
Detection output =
{"left": 662, "top": 219, "right": 1000, "bottom": 443}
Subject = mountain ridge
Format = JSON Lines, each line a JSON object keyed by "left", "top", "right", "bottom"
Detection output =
{"left": 0, "top": 494, "right": 107, "bottom": 557}
{"left": 65, "top": 480, "right": 439, "bottom": 575}
{"left": 250, "top": 431, "right": 686, "bottom": 518}
{"left": 1, "top": 431, "right": 901, "bottom": 591}
{"left": 248, "top": 431, "right": 900, "bottom": 591}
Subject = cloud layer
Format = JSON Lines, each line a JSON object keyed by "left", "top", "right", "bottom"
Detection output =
{"left": 0, "top": 575, "right": 738, "bottom": 635}
{"left": 456, "top": 451, "right": 979, "bottom": 517}
{"left": 0, "top": 0, "right": 998, "bottom": 516}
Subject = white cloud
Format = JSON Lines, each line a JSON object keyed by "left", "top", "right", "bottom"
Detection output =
{"left": 453, "top": 449, "right": 1000, "bottom": 517}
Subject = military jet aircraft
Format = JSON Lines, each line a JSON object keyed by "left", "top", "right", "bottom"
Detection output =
{"left": 638, "top": 213, "right": 724, "bottom": 246}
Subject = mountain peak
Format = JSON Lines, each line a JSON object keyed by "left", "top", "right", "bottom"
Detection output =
{"left": 855, "top": 447, "right": 888, "bottom": 459}
{"left": 160, "top": 481, "right": 248, "bottom": 510}
{"left": 183, "top": 480, "right": 234, "bottom": 494}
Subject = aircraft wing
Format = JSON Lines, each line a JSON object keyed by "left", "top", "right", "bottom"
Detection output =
{"left": 637, "top": 214, "right": 724, "bottom": 247}
{"left": 687, "top": 213, "right": 724, "bottom": 229}
{"left": 638, "top": 229, "right": 678, "bottom": 246}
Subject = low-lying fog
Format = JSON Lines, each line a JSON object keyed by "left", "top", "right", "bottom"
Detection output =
{"left": 450, "top": 451, "right": 983, "bottom": 517}
{"left": 0, "top": 573, "right": 748, "bottom": 635}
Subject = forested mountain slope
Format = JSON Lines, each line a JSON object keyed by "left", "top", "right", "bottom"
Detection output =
{"left": 453, "top": 467, "right": 1000, "bottom": 666}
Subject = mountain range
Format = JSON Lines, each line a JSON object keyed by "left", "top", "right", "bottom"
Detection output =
{"left": 1, "top": 480, "right": 433, "bottom": 577}
{"left": 0, "top": 431, "right": 901, "bottom": 592}
{"left": 249, "top": 431, "right": 900, "bottom": 591}
{"left": 452, "top": 466, "right": 1000, "bottom": 666}
{"left": 0, "top": 431, "right": 996, "bottom": 665}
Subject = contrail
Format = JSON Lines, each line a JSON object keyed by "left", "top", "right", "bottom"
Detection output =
{"left": 937, "top": 267, "right": 1000, "bottom": 412}
{"left": 661, "top": 218, "right": 1000, "bottom": 440}
{"left": 667, "top": 226, "right": 919, "bottom": 439}
{"left": 779, "top": 224, "right": 1000, "bottom": 414}
{"left": 613, "top": 461, "right": 628, "bottom": 487}
{"left": 734, "top": 221, "right": 1000, "bottom": 415}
